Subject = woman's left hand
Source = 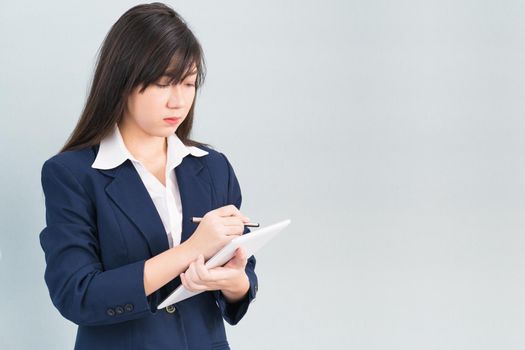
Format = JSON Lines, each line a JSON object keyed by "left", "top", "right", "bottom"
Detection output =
{"left": 180, "top": 247, "right": 250, "bottom": 302}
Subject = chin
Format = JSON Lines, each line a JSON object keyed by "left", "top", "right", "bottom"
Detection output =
{"left": 142, "top": 127, "right": 175, "bottom": 138}
{"left": 161, "top": 126, "right": 180, "bottom": 135}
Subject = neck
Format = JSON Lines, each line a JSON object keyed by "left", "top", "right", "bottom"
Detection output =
{"left": 118, "top": 119, "right": 166, "bottom": 163}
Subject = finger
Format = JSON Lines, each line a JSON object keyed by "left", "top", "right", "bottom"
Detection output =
{"left": 214, "top": 204, "right": 240, "bottom": 217}
{"left": 237, "top": 247, "right": 247, "bottom": 262}
{"left": 194, "top": 256, "right": 236, "bottom": 287}
{"left": 182, "top": 271, "right": 207, "bottom": 292}
{"left": 214, "top": 205, "right": 249, "bottom": 221}
{"left": 194, "top": 254, "right": 210, "bottom": 282}
{"left": 221, "top": 216, "right": 247, "bottom": 226}
{"left": 207, "top": 266, "right": 236, "bottom": 281}
{"left": 187, "top": 261, "right": 200, "bottom": 282}
{"left": 236, "top": 247, "right": 248, "bottom": 264}
{"left": 189, "top": 278, "right": 207, "bottom": 291}
{"left": 180, "top": 273, "right": 195, "bottom": 292}
{"left": 188, "top": 259, "right": 211, "bottom": 289}
{"left": 225, "top": 247, "right": 248, "bottom": 269}
{"left": 226, "top": 227, "right": 245, "bottom": 238}
{"left": 231, "top": 247, "right": 245, "bottom": 261}
{"left": 223, "top": 221, "right": 245, "bottom": 236}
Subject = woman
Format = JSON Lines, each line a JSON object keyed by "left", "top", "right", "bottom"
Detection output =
{"left": 39, "top": 3, "right": 258, "bottom": 349}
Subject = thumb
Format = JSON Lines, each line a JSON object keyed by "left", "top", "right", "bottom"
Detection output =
{"left": 226, "top": 247, "right": 247, "bottom": 268}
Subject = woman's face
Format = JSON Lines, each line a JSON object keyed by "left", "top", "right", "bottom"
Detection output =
{"left": 123, "top": 70, "right": 197, "bottom": 137}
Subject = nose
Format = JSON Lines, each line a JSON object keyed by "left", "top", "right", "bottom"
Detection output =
{"left": 167, "top": 84, "right": 186, "bottom": 109}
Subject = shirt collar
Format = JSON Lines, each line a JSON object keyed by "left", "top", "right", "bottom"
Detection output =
{"left": 91, "top": 123, "right": 208, "bottom": 170}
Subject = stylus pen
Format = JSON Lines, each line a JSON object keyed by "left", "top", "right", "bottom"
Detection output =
{"left": 191, "top": 217, "right": 260, "bottom": 227}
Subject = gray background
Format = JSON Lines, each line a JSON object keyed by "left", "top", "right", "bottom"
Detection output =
{"left": 1, "top": 0, "right": 525, "bottom": 349}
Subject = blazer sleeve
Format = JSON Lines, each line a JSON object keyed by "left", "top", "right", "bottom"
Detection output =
{"left": 39, "top": 159, "right": 157, "bottom": 326}
{"left": 212, "top": 153, "right": 259, "bottom": 326}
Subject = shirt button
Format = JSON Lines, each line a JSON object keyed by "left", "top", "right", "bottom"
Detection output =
{"left": 124, "top": 303, "right": 134, "bottom": 312}
{"left": 106, "top": 308, "right": 116, "bottom": 317}
{"left": 115, "top": 306, "right": 124, "bottom": 315}
{"left": 166, "top": 305, "right": 176, "bottom": 313}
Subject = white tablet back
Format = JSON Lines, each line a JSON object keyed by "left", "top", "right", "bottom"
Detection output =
{"left": 158, "top": 219, "right": 291, "bottom": 309}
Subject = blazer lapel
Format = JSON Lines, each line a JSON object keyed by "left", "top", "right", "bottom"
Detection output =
{"left": 104, "top": 160, "right": 168, "bottom": 257}
{"left": 176, "top": 156, "right": 214, "bottom": 243}
{"left": 98, "top": 152, "right": 213, "bottom": 258}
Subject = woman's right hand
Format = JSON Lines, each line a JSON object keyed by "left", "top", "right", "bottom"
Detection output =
{"left": 186, "top": 205, "right": 250, "bottom": 260}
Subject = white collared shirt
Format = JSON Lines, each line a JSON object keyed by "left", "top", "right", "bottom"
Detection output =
{"left": 91, "top": 123, "right": 208, "bottom": 248}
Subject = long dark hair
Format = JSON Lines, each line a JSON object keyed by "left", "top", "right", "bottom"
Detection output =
{"left": 60, "top": 2, "right": 210, "bottom": 153}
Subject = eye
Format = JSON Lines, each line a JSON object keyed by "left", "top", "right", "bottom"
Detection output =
{"left": 155, "top": 79, "right": 171, "bottom": 88}
{"left": 154, "top": 79, "right": 195, "bottom": 88}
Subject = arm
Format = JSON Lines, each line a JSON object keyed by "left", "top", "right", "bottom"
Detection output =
{"left": 39, "top": 159, "right": 197, "bottom": 326}
{"left": 143, "top": 241, "right": 199, "bottom": 296}
{"left": 212, "top": 153, "right": 259, "bottom": 325}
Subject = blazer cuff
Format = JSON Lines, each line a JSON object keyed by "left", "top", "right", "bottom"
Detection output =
{"left": 82, "top": 259, "right": 159, "bottom": 325}
{"left": 213, "top": 271, "right": 258, "bottom": 326}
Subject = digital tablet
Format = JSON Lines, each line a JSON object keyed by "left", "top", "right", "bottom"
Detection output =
{"left": 157, "top": 219, "right": 291, "bottom": 309}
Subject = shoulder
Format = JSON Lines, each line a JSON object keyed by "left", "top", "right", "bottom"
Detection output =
{"left": 193, "top": 146, "right": 244, "bottom": 203}
{"left": 193, "top": 145, "right": 233, "bottom": 171}
{"left": 193, "top": 145, "right": 242, "bottom": 190}
{"left": 41, "top": 146, "right": 98, "bottom": 182}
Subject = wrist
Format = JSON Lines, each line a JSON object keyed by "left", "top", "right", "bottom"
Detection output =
{"left": 221, "top": 273, "right": 250, "bottom": 303}
{"left": 180, "top": 237, "right": 199, "bottom": 260}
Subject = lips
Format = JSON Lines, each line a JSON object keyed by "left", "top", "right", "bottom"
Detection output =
{"left": 163, "top": 117, "right": 182, "bottom": 125}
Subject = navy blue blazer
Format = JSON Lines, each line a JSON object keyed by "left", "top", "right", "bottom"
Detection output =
{"left": 39, "top": 144, "right": 258, "bottom": 350}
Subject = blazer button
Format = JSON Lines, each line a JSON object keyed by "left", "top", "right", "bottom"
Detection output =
{"left": 124, "top": 303, "right": 134, "bottom": 312}
{"left": 165, "top": 305, "right": 176, "bottom": 314}
{"left": 115, "top": 306, "right": 124, "bottom": 315}
{"left": 106, "top": 308, "right": 116, "bottom": 316}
